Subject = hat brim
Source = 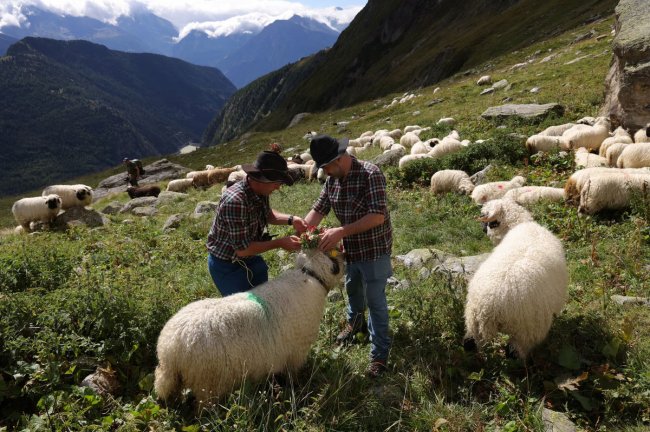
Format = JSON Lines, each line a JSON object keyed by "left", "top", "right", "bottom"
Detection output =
{"left": 316, "top": 138, "right": 349, "bottom": 168}
{"left": 242, "top": 164, "right": 294, "bottom": 186}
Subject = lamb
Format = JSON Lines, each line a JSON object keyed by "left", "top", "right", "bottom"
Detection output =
{"left": 464, "top": 198, "right": 568, "bottom": 358}
{"left": 12, "top": 194, "right": 62, "bottom": 231}
{"left": 605, "top": 143, "right": 630, "bottom": 167}
{"left": 616, "top": 143, "right": 650, "bottom": 168}
{"left": 42, "top": 184, "right": 92, "bottom": 209}
{"left": 166, "top": 178, "right": 194, "bottom": 193}
{"left": 525, "top": 135, "right": 571, "bottom": 153}
{"left": 578, "top": 173, "right": 650, "bottom": 214}
{"left": 634, "top": 124, "right": 650, "bottom": 143}
{"left": 574, "top": 147, "right": 607, "bottom": 168}
{"left": 470, "top": 176, "right": 526, "bottom": 204}
{"left": 538, "top": 123, "right": 575, "bottom": 137}
{"left": 562, "top": 117, "right": 610, "bottom": 151}
{"left": 503, "top": 186, "right": 565, "bottom": 206}
{"left": 127, "top": 185, "right": 161, "bottom": 199}
{"left": 154, "top": 249, "right": 344, "bottom": 407}
{"left": 599, "top": 126, "right": 633, "bottom": 156}
{"left": 430, "top": 170, "right": 474, "bottom": 194}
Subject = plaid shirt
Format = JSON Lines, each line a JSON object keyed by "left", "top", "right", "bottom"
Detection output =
{"left": 207, "top": 180, "right": 271, "bottom": 261}
{"left": 313, "top": 158, "right": 392, "bottom": 263}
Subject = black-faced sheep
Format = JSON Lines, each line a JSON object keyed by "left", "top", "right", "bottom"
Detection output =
{"left": 42, "top": 184, "right": 92, "bottom": 209}
{"left": 12, "top": 194, "right": 62, "bottom": 231}
{"left": 154, "top": 249, "right": 345, "bottom": 408}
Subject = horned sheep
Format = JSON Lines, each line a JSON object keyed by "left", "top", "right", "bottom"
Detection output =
{"left": 42, "top": 184, "right": 92, "bottom": 209}
{"left": 154, "top": 249, "right": 344, "bottom": 407}
{"left": 464, "top": 198, "right": 568, "bottom": 358}
{"left": 12, "top": 194, "right": 62, "bottom": 231}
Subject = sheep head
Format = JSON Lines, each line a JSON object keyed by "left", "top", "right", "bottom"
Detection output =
{"left": 295, "top": 249, "right": 345, "bottom": 291}
{"left": 478, "top": 198, "right": 533, "bottom": 245}
{"left": 45, "top": 194, "right": 62, "bottom": 210}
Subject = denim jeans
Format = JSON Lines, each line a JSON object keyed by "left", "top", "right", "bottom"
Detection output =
{"left": 345, "top": 254, "right": 392, "bottom": 361}
{"left": 208, "top": 254, "right": 269, "bottom": 297}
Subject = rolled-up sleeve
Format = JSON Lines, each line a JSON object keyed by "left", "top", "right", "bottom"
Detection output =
{"left": 366, "top": 170, "right": 388, "bottom": 215}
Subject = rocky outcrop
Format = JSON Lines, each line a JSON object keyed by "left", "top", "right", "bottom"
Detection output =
{"left": 601, "top": 0, "right": 650, "bottom": 130}
{"left": 481, "top": 103, "right": 564, "bottom": 121}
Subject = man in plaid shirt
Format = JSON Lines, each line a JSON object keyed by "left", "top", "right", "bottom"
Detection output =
{"left": 303, "top": 135, "right": 393, "bottom": 378}
{"left": 207, "top": 150, "right": 306, "bottom": 296}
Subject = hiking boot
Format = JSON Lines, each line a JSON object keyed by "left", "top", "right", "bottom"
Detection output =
{"left": 366, "top": 360, "right": 387, "bottom": 379}
{"left": 335, "top": 320, "right": 368, "bottom": 346}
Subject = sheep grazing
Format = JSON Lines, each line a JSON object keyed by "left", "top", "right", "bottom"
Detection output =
{"left": 399, "top": 132, "right": 420, "bottom": 148}
{"left": 634, "top": 124, "right": 650, "bottom": 143}
{"left": 154, "top": 249, "right": 344, "bottom": 407}
{"left": 12, "top": 194, "right": 62, "bottom": 231}
{"left": 430, "top": 170, "right": 474, "bottom": 194}
{"left": 599, "top": 126, "right": 633, "bottom": 157}
{"left": 127, "top": 185, "right": 161, "bottom": 199}
{"left": 476, "top": 75, "right": 492, "bottom": 86}
{"left": 578, "top": 173, "right": 650, "bottom": 214}
{"left": 398, "top": 153, "right": 431, "bottom": 169}
{"left": 464, "top": 198, "right": 568, "bottom": 358}
{"left": 538, "top": 123, "right": 575, "bottom": 137}
{"left": 616, "top": 143, "right": 650, "bottom": 168}
{"left": 503, "top": 186, "right": 565, "bottom": 206}
{"left": 470, "top": 176, "right": 526, "bottom": 205}
{"left": 377, "top": 135, "right": 396, "bottom": 151}
{"left": 574, "top": 147, "right": 607, "bottom": 168}
{"left": 191, "top": 167, "right": 238, "bottom": 188}
{"left": 42, "top": 184, "right": 92, "bottom": 209}
{"left": 166, "top": 178, "right": 194, "bottom": 193}
{"left": 437, "top": 117, "right": 456, "bottom": 126}
{"left": 525, "top": 135, "right": 571, "bottom": 153}
{"left": 562, "top": 117, "right": 610, "bottom": 152}
{"left": 428, "top": 137, "right": 463, "bottom": 159}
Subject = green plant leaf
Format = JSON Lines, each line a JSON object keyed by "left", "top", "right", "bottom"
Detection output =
{"left": 558, "top": 345, "right": 581, "bottom": 370}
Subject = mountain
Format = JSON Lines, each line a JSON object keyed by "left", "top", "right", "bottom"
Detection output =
{"left": 115, "top": 12, "right": 178, "bottom": 55}
{"left": 215, "top": 15, "right": 340, "bottom": 88}
{"left": 172, "top": 30, "right": 255, "bottom": 69}
{"left": 0, "top": 37, "right": 236, "bottom": 196}
{"left": 0, "top": 34, "right": 17, "bottom": 56}
{"left": 204, "top": 0, "right": 618, "bottom": 145}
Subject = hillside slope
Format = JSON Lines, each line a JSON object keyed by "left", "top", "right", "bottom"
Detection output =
{"left": 0, "top": 37, "right": 236, "bottom": 196}
{"left": 205, "top": 0, "right": 616, "bottom": 145}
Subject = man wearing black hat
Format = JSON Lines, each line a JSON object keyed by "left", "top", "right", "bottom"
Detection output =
{"left": 302, "top": 135, "right": 393, "bottom": 378}
{"left": 207, "top": 150, "right": 307, "bottom": 296}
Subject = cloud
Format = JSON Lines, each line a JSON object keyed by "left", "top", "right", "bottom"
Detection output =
{"left": 0, "top": 0, "right": 365, "bottom": 37}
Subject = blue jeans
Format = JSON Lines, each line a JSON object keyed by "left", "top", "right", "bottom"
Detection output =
{"left": 208, "top": 254, "right": 268, "bottom": 297}
{"left": 345, "top": 254, "right": 392, "bottom": 362}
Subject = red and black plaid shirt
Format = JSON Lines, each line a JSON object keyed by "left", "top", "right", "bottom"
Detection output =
{"left": 207, "top": 180, "right": 270, "bottom": 261}
{"left": 313, "top": 158, "right": 392, "bottom": 263}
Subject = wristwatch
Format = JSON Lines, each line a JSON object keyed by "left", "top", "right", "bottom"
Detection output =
{"left": 287, "top": 215, "right": 294, "bottom": 226}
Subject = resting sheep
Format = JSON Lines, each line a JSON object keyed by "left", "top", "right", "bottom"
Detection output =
{"left": 430, "top": 170, "right": 474, "bottom": 194}
{"left": 503, "top": 186, "right": 565, "bottom": 206}
{"left": 605, "top": 143, "right": 630, "bottom": 167}
{"left": 538, "top": 123, "right": 575, "bottom": 137}
{"left": 154, "top": 249, "right": 344, "bottom": 407}
{"left": 470, "top": 176, "right": 526, "bottom": 204}
{"left": 127, "top": 185, "right": 161, "bottom": 199}
{"left": 564, "top": 167, "right": 650, "bottom": 204}
{"left": 574, "top": 147, "right": 607, "bottom": 168}
{"left": 12, "top": 194, "right": 62, "bottom": 231}
{"left": 578, "top": 172, "right": 650, "bottom": 214}
{"left": 634, "top": 124, "right": 650, "bottom": 143}
{"left": 525, "top": 135, "right": 571, "bottom": 153}
{"left": 599, "top": 127, "right": 633, "bottom": 157}
{"left": 42, "top": 184, "right": 92, "bottom": 209}
{"left": 428, "top": 137, "right": 463, "bottom": 159}
{"left": 616, "top": 143, "right": 650, "bottom": 168}
{"left": 562, "top": 117, "right": 610, "bottom": 151}
{"left": 464, "top": 198, "right": 568, "bottom": 358}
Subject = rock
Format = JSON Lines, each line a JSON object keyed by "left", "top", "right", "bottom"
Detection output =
{"left": 412, "top": 111, "right": 421, "bottom": 116}
{"left": 101, "top": 201, "right": 123, "bottom": 215}
{"left": 610, "top": 295, "right": 650, "bottom": 307}
{"left": 94, "top": 159, "right": 191, "bottom": 201}
{"left": 432, "top": 253, "right": 490, "bottom": 279}
{"left": 492, "top": 79, "right": 509, "bottom": 89}
{"left": 601, "top": 0, "right": 650, "bottom": 130}
{"left": 471, "top": 165, "right": 493, "bottom": 185}
{"left": 371, "top": 148, "right": 405, "bottom": 169}
{"left": 564, "top": 55, "right": 591, "bottom": 65}
{"left": 156, "top": 191, "right": 187, "bottom": 205}
{"left": 179, "top": 145, "right": 198, "bottom": 154}
{"left": 539, "top": 54, "right": 557, "bottom": 63}
{"left": 287, "top": 112, "right": 311, "bottom": 128}
{"left": 481, "top": 103, "right": 564, "bottom": 121}
{"left": 572, "top": 29, "right": 597, "bottom": 44}
{"left": 119, "top": 196, "right": 158, "bottom": 213}
{"left": 81, "top": 366, "right": 120, "bottom": 397}
{"left": 132, "top": 207, "right": 158, "bottom": 217}
{"left": 394, "top": 279, "right": 411, "bottom": 291}
{"left": 193, "top": 201, "right": 219, "bottom": 217}
{"left": 395, "top": 248, "right": 449, "bottom": 269}
{"left": 480, "top": 87, "right": 495, "bottom": 95}
{"left": 530, "top": 87, "right": 540, "bottom": 93}
{"left": 542, "top": 408, "right": 576, "bottom": 432}
{"left": 426, "top": 98, "right": 444, "bottom": 106}
{"left": 162, "top": 214, "right": 183, "bottom": 232}
{"left": 418, "top": 267, "right": 431, "bottom": 280}
{"left": 53, "top": 207, "right": 109, "bottom": 229}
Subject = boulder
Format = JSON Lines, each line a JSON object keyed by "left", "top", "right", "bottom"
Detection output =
{"left": 601, "top": 0, "right": 650, "bottom": 130}
{"left": 481, "top": 103, "right": 564, "bottom": 121}
{"left": 53, "top": 207, "right": 109, "bottom": 230}
{"left": 371, "top": 148, "right": 405, "bottom": 169}
{"left": 119, "top": 196, "right": 158, "bottom": 214}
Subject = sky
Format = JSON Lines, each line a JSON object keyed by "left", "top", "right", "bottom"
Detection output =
{"left": 0, "top": 0, "right": 367, "bottom": 38}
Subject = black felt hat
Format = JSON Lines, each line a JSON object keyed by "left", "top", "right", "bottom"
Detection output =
{"left": 242, "top": 151, "right": 294, "bottom": 185}
{"left": 310, "top": 135, "right": 349, "bottom": 168}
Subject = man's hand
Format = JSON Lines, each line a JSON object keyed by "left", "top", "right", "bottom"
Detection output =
{"left": 278, "top": 235, "right": 302, "bottom": 252}
{"left": 292, "top": 216, "right": 308, "bottom": 234}
{"left": 318, "top": 227, "right": 344, "bottom": 252}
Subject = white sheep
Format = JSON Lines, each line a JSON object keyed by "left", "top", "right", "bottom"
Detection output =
{"left": 398, "top": 153, "right": 432, "bottom": 169}
{"left": 430, "top": 170, "right": 474, "bottom": 194}
{"left": 428, "top": 137, "right": 463, "bottom": 159}
{"left": 166, "top": 178, "right": 194, "bottom": 193}
{"left": 12, "top": 194, "right": 62, "bottom": 231}
{"left": 634, "top": 124, "right": 650, "bottom": 143}
{"left": 503, "top": 186, "right": 565, "bottom": 206}
{"left": 564, "top": 167, "right": 650, "bottom": 204}
{"left": 599, "top": 126, "right": 633, "bottom": 156}
{"left": 388, "top": 129, "right": 403, "bottom": 140}
{"left": 377, "top": 135, "right": 396, "bottom": 151}
{"left": 464, "top": 198, "right": 568, "bottom": 358}
{"left": 399, "top": 132, "right": 421, "bottom": 148}
{"left": 154, "top": 249, "right": 344, "bottom": 407}
{"left": 360, "top": 131, "right": 374, "bottom": 138}
{"left": 476, "top": 75, "right": 492, "bottom": 86}
{"left": 437, "top": 117, "right": 456, "bottom": 126}
{"left": 616, "top": 143, "right": 650, "bottom": 168}
{"left": 470, "top": 176, "right": 526, "bottom": 204}
{"left": 205, "top": 164, "right": 215, "bottom": 170}
{"left": 578, "top": 173, "right": 650, "bottom": 214}
{"left": 525, "top": 135, "right": 571, "bottom": 153}
{"left": 574, "top": 147, "right": 607, "bottom": 168}
{"left": 538, "top": 123, "right": 575, "bottom": 137}
{"left": 605, "top": 143, "right": 630, "bottom": 167}
{"left": 42, "top": 184, "right": 92, "bottom": 209}
{"left": 403, "top": 125, "right": 422, "bottom": 133}
{"left": 410, "top": 140, "right": 431, "bottom": 155}
{"left": 562, "top": 117, "right": 610, "bottom": 151}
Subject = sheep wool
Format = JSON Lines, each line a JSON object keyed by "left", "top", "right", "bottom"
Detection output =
{"left": 599, "top": 127, "right": 633, "bottom": 156}
{"left": 430, "top": 170, "right": 474, "bottom": 194}
{"left": 616, "top": 143, "right": 650, "bottom": 168}
{"left": 398, "top": 153, "right": 432, "bottom": 169}
{"left": 574, "top": 147, "right": 607, "bottom": 168}
{"left": 465, "top": 198, "right": 568, "bottom": 358}
{"left": 538, "top": 122, "right": 575, "bottom": 137}
{"left": 154, "top": 249, "right": 344, "bottom": 407}
{"left": 399, "top": 132, "right": 420, "bottom": 148}
{"left": 166, "top": 178, "right": 194, "bottom": 193}
{"left": 42, "top": 184, "right": 92, "bottom": 209}
{"left": 428, "top": 137, "right": 463, "bottom": 159}
{"left": 634, "top": 124, "right": 650, "bottom": 143}
{"left": 578, "top": 173, "right": 650, "bottom": 214}
{"left": 503, "top": 186, "right": 565, "bottom": 206}
{"left": 564, "top": 167, "right": 650, "bottom": 204}
{"left": 12, "top": 194, "right": 62, "bottom": 231}
{"left": 605, "top": 143, "right": 630, "bottom": 167}
{"left": 562, "top": 117, "right": 610, "bottom": 151}
{"left": 470, "top": 176, "right": 526, "bottom": 204}
{"left": 525, "top": 135, "right": 571, "bottom": 153}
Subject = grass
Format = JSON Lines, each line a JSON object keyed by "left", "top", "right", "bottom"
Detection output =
{"left": 1, "top": 15, "right": 650, "bottom": 431}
